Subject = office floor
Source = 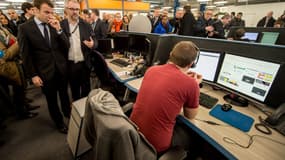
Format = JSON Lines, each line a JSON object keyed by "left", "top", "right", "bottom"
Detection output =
{"left": 0, "top": 86, "right": 76, "bottom": 160}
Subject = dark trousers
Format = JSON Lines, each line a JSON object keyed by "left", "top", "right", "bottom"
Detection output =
{"left": 0, "top": 77, "right": 28, "bottom": 117}
{"left": 41, "top": 71, "right": 70, "bottom": 127}
{"left": 68, "top": 61, "right": 90, "bottom": 101}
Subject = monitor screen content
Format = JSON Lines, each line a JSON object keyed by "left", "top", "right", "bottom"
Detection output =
{"left": 217, "top": 54, "right": 280, "bottom": 102}
{"left": 260, "top": 32, "right": 279, "bottom": 45}
{"left": 242, "top": 32, "right": 259, "bottom": 42}
{"left": 188, "top": 50, "right": 221, "bottom": 82}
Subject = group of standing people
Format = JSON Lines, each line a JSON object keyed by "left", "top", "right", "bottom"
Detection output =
{"left": 0, "top": 0, "right": 101, "bottom": 134}
{"left": 149, "top": 5, "right": 232, "bottom": 39}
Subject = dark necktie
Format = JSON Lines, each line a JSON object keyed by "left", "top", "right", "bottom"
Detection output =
{"left": 42, "top": 23, "right": 50, "bottom": 46}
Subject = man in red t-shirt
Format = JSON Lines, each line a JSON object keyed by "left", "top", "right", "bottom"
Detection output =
{"left": 130, "top": 41, "right": 202, "bottom": 154}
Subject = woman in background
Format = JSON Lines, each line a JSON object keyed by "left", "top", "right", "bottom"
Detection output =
{"left": 0, "top": 24, "right": 37, "bottom": 119}
{"left": 121, "top": 15, "right": 129, "bottom": 31}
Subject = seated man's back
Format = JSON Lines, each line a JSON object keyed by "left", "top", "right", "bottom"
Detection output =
{"left": 130, "top": 41, "right": 201, "bottom": 153}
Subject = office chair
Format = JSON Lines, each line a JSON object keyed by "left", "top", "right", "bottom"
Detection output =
{"left": 84, "top": 88, "right": 187, "bottom": 160}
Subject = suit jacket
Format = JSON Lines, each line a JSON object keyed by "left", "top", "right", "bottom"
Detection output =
{"left": 179, "top": 12, "right": 196, "bottom": 36}
{"left": 18, "top": 18, "right": 70, "bottom": 82}
{"left": 84, "top": 89, "right": 157, "bottom": 160}
{"left": 93, "top": 18, "right": 108, "bottom": 40}
{"left": 257, "top": 17, "right": 276, "bottom": 27}
{"left": 60, "top": 18, "right": 97, "bottom": 69}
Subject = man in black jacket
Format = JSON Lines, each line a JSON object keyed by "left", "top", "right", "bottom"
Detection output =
{"left": 194, "top": 9, "right": 214, "bottom": 37}
{"left": 257, "top": 11, "right": 276, "bottom": 27}
{"left": 61, "top": 0, "right": 97, "bottom": 101}
{"left": 90, "top": 9, "right": 107, "bottom": 40}
{"left": 18, "top": 0, "right": 71, "bottom": 134}
{"left": 178, "top": 5, "right": 196, "bottom": 36}
{"left": 210, "top": 14, "right": 232, "bottom": 39}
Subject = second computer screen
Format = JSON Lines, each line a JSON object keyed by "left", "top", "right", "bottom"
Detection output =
{"left": 188, "top": 50, "right": 221, "bottom": 82}
{"left": 217, "top": 54, "right": 280, "bottom": 102}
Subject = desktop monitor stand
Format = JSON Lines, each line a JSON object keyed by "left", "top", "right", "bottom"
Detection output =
{"left": 223, "top": 93, "right": 248, "bottom": 107}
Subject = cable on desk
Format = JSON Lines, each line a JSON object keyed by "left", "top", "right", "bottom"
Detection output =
{"left": 195, "top": 118, "right": 229, "bottom": 126}
{"left": 223, "top": 134, "right": 285, "bottom": 149}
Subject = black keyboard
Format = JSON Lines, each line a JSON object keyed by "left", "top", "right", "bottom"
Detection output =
{"left": 199, "top": 92, "right": 219, "bottom": 109}
{"left": 110, "top": 59, "right": 131, "bottom": 67}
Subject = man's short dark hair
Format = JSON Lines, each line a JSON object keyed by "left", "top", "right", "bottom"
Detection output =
{"left": 183, "top": 5, "right": 191, "bottom": 13}
{"left": 22, "top": 2, "right": 34, "bottom": 13}
{"left": 237, "top": 12, "right": 243, "bottom": 16}
{"left": 82, "top": 9, "right": 91, "bottom": 15}
{"left": 153, "top": 6, "right": 161, "bottom": 10}
{"left": 169, "top": 41, "right": 198, "bottom": 68}
{"left": 34, "top": 0, "right": 54, "bottom": 9}
{"left": 91, "top": 9, "right": 100, "bottom": 16}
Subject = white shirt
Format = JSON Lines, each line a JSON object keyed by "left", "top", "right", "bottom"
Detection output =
{"left": 68, "top": 22, "right": 84, "bottom": 63}
{"left": 34, "top": 17, "right": 50, "bottom": 40}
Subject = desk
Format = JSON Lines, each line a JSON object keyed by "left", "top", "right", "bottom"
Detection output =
{"left": 106, "top": 59, "right": 137, "bottom": 83}
{"left": 124, "top": 79, "right": 285, "bottom": 160}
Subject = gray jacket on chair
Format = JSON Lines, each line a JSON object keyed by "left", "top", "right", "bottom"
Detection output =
{"left": 84, "top": 88, "right": 157, "bottom": 160}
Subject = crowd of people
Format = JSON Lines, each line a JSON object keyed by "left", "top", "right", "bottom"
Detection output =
{"left": 0, "top": 0, "right": 284, "bottom": 155}
{"left": 149, "top": 6, "right": 285, "bottom": 40}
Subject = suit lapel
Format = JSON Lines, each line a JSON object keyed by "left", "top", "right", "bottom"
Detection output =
{"left": 31, "top": 19, "right": 51, "bottom": 48}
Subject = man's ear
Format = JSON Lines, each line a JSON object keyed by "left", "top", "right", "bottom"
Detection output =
{"left": 187, "top": 62, "right": 193, "bottom": 69}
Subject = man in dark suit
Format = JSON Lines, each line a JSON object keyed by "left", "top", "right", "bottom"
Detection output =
{"left": 90, "top": 9, "right": 108, "bottom": 40}
{"left": 61, "top": 0, "right": 96, "bottom": 101}
{"left": 178, "top": 5, "right": 196, "bottom": 36}
{"left": 18, "top": 0, "right": 70, "bottom": 134}
{"left": 257, "top": 11, "right": 276, "bottom": 27}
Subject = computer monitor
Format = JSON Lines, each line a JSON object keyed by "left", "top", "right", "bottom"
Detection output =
{"left": 242, "top": 32, "right": 259, "bottom": 42}
{"left": 97, "top": 38, "right": 114, "bottom": 56}
{"left": 128, "top": 35, "right": 150, "bottom": 54}
{"left": 113, "top": 36, "right": 130, "bottom": 53}
{"left": 188, "top": 50, "right": 223, "bottom": 83}
{"left": 260, "top": 32, "right": 280, "bottom": 45}
{"left": 128, "top": 35, "right": 152, "bottom": 65}
{"left": 217, "top": 53, "right": 281, "bottom": 106}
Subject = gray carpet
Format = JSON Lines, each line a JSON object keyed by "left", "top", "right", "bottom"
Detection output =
{"left": 0, "top": 86, "right": 75, "bottom": 160}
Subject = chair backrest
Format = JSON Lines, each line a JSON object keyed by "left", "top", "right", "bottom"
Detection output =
{"left": 84, "top": 88, "right": 157, "bottom": 160}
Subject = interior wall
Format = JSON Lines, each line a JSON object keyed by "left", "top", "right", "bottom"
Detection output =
{"left": 220, "top": 2, "right": 285, "bottom": 27}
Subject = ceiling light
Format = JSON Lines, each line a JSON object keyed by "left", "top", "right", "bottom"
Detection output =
{"left": 0, "top": 3, "right": 10, "bottom": 6}
{"left": 197, "top": 0, "right": 211, "bottom": 1}
{"left": 5, "top": 0, "right": 27, "bottom": 2}
{"left": 55, "top": 1, "right": 65, "bottom": 5}
{"left": 207, "top": 5, "right": 216, "bottom": 8}
{"left": 214, "top": 1, "right": 228, "bottom": 5}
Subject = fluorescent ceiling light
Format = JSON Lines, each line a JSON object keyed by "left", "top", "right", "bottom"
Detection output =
{"left": 54, "top": 7, "right": 64, "bottom": 10}
{"left": 55, "top": 1, "right": 65, "bottom": 5}
{"left": 162, "top": 6, "right": 172, "bottom": 9}
{"left": 0, "top": 3, "right": 10, "bottom": 6}
{"left": 207, "top": 5, "right": 216, "bottom": 8}
{"left": 197, "top": 0, "right": 211, "bottom": 1}
{"left": 214, "top": 1, "right": 228, "bottom": 4}
{"left": 5, "top": 0, "right": 27, "bottom": 2}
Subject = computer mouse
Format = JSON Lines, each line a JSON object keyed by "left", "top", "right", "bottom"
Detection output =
{"left": 222, "top": 104, "right": 232, "bottom": 112}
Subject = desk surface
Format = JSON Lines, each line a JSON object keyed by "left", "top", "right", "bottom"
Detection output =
{"left": 106, "top": 59, "right": 137, "bottom": 83}
{"left": 124, "top": 78, "right": 285, "bottom": 160}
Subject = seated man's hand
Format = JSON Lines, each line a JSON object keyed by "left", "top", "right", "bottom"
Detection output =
{"left": 187, "top": 71, "right": 202, "bottom": 84}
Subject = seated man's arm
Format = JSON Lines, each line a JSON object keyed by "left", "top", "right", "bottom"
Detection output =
{"left": 183, "top": 107, "right": 198, "bottom": 120}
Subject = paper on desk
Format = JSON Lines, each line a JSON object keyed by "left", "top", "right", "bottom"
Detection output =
{"left": 116, "top": 71, "right": 131, "bottom": 77}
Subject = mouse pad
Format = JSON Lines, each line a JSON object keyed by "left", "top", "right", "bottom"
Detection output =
{"left": 209, "top": 104, "right": 254, "bottom": 132}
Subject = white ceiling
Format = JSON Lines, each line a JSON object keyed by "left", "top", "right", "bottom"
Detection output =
{"left": 0, "top": 0, "right": 285, "bottom": 12}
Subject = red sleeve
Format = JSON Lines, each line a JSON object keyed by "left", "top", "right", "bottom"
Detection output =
{"left": 184, "top": 81, "right": 200, "bottom": 109}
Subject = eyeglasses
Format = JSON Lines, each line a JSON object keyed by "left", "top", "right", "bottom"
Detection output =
{"left": 67, "top": 7, "right": 80, "bottom": 12}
